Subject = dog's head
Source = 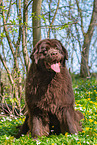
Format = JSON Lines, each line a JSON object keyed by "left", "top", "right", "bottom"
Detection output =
{"left": 30, "top": 39, "right": 68, "bottom": 73}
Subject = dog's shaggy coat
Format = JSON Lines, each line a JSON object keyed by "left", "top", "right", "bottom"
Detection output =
{"left": 17, "top": 39, "right": 84, "bottom": 138}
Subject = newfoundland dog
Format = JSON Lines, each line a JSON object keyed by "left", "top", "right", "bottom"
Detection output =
{"left": 16, "top": 39, "right": 84, "bottom": 138}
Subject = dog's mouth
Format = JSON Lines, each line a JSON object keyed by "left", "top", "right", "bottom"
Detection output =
{"left": 45, "top": 61, "right": 61, "bottom": 73}
{"left": 51, "top": 62, "right": 61, "bottom": 73}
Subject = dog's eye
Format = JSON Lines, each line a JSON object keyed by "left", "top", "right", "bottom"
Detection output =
{"left": 44, "top": 51, "right": 48, "bottom": 55}
{"left": 55, "top": 47, "right": 61, "bottom": 51}
{"left": 55, "top": 47, "right": 62, "bottom": 54}
{"left": 55, "top": 47, "right": 58, "bottom": 50}
{"left": 41, "top": 50, "right": 47, "bottom": 55}
{"left": 40, "top": 47, "right": 47, "bottom": 55}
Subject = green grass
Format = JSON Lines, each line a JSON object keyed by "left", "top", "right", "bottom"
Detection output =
{"left": 0, "top": 77, "right": 97, "bottom": 145}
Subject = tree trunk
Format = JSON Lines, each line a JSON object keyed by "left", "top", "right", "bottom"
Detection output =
{"left": 32, "top": 0, "right": 42, "bottom": 47}
{"left": 22, "top": 0, "right": 30, "bottom": 72}
{"left": 80, "top": 0, "right": 97, "bottom": 77}
{"left": 80, "top": 35, "right": 91, "bottom": 77}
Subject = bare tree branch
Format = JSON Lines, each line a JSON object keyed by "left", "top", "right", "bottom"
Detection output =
{"left": 6, "top": 0, "right": 12, "bottom": 22}
{"left": 15, "top": 0, "right": 22, "bottom": 49}
{"left": 0, "top": 54, "right": 20, "bottom": 107}
{"left": 2, "top": 1, "right": 15, "bottom": 57}
{"left": 75, "top": 0, "right": 85, "bottom": 35}
{"left": 47, "top": 0, "right": 60, "bottom": 38}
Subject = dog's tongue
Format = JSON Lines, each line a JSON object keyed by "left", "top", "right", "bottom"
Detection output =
{"left": 51, "top": 62, "right": 60, "bottom": 73}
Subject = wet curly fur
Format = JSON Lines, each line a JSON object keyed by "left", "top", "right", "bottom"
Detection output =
{"left": 16, "top": 39, "right": 84, "bottom": 138}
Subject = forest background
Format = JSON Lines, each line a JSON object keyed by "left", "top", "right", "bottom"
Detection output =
{"left": 0, "top": 0, "right": 97, "bottom": 116}
{"left": 0, "top": 0, "right": 97, "bottom": 144}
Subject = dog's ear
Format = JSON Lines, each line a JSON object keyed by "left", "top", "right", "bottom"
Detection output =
{"left": 30, "top": 47, "right": 39, "bottom": 64}
{"left": 57, "top": 39, "right": 68, "bottom": 60}
{"left": 30, "top": 40, "right": 45, "bottom": 64}
{"left": 30, "top": 52, "right": 33, "bottom": 60}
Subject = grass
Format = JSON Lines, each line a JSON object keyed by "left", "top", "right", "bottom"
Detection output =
{"left": 0, "top": 77, "right": 97, "bottom": 145}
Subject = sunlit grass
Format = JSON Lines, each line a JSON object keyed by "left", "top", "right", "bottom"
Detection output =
{"left": 0, "top": 77, "right": 97, "bottom": 144}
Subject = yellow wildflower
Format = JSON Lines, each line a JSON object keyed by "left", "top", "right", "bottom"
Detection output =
{"left": 88, "top": 91, "right": 91, "bottom": 95}
{"left": 94, "top": 90, "right": 97, "bottom": 93}
{"left": 82, "top": 130, "right": 85, "bottom": 133}
{"left": 83, "top": 107, "right": 85, "bottom": 109}
{"left": 87, "top": 98, "right": 90, "bottom": 101}
{"left": 89, "top": 119, "right": 93, "bottom": 123}
{"left": 65, "top": 132, "right": 68, "bottom": 137}
{"left": 85, "top": 127, "right": 89, "bottom": 131}
{"left": 83, "top": 113, "right": 85, "bottom": 116}
{"left": 94, "top": 102, "right": 97, "bottom": 105}
{"left": 94, "top": 121, "right": 97, "bottom": 124}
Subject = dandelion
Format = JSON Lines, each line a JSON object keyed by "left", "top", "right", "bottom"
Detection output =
{"left": 87, "top": 98, "right": 90, "bottom": 101}
{"left": 90, "top": 101, "right": 93, "bottom": 104}
{"left": 77, "top": 142, "right": 81, "bottom": 145}
{"left": 82, "top": 107, "right": 85, "bottom": 110}
{"left": 52, "top": 126, "right": 54, "bottom": 128}
{"left": 89, "top": 91, "right": 91, "bottom": 95}
{"left": 87, "top": 110, "right": 90, "bottom": 113}
{"left": 94, "top": 102, "right": 97, "bottom": 105}
{"left": 75, "top": 104, "right": 79, "bottom": 106}
{"left": 85, "top": 127, "right": 89, "bottom": 131}
{"left": 82, "top": 130, "right": 85, "bottom": 133}
{"left": 89, "top": 118, "right": 93, "bottom": 123}
{"left": 83, "top": 113, "right": 85, "bottom": 116}
{"left": 94, "top": 121, "right": 97, "bottom": 124}
{"left": 65, "top": 132, "right": 68, "bottom": 137}
{"left": 94, "top": 90, "right": 97, "bottom": 93}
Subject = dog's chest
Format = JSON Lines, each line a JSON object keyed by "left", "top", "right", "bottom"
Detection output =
{"left": 40, "top": 73, "right": 71, "bottom": 105}
{"left": 35, "top": 70, "right": 74, "bottom": 113}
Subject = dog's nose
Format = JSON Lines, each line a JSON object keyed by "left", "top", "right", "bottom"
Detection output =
{"left": 51, "top": 51, "right": 58, "bottom": 56}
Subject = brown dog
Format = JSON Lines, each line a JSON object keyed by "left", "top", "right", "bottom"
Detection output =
{"left": 16, "top": 39, "right": 84, "bottom": 138}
